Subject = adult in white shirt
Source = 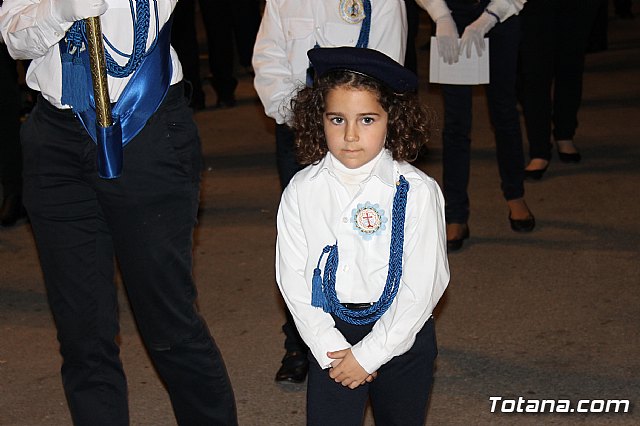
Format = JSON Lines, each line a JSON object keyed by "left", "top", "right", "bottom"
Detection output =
{"left": 252, "top": 0, "right": 408, "bottom": 384}
{"left": 0, "top": 1, "right": 237, "bottom": 424}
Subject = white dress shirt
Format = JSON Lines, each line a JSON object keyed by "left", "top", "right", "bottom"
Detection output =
{"left": 415, "top": 0, "right": 526, "bottom": 22}
{"left": 0, "top": 0, "right": 183, "bottom": 108}
{"left": 275, "top": 150, "right": 450, "bottom": 374}
{"left": 252, "top": 0, "right": 407, "bottom": 125}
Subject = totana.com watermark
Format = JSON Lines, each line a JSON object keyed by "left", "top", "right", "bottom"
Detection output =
{"left": 489, "top": 396, "right": 631, "bottom": 413}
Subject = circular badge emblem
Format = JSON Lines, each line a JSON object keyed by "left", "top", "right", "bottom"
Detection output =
{"left": 339, "top": 0, "right": 366, "bottom": 24}
{"left": 351, "top": 202, "right": 387, "bottom": 240}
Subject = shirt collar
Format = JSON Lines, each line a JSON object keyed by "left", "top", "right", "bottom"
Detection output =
{"left": 310, "top": 149, "right": 397, "bottom": 187}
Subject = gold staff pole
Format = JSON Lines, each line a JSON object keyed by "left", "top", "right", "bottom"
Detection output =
{"left": 84, "top": 17, "right": 112, "bottom": 128}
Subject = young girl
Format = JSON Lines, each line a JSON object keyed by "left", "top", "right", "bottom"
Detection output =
{"left": 275, "top": 47, "right": 450, "bottom": 425}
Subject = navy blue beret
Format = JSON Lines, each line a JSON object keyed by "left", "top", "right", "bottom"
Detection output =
{"left": 307, "top": 47, "right": 418, "bottom": 93}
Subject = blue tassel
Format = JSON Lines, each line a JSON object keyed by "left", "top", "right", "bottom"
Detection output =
{"left": 61, "top": 50, "right": 90, "bottom": 112}
{"left": 311, "top": 268, "right": 325, "bottom": 309}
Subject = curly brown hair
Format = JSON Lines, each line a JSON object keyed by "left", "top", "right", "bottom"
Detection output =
{"left": 289, "top": 70, "right": 433, "bottom": 165}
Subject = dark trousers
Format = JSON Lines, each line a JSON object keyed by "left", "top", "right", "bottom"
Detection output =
{"left": 0, "top": 44, "right": 22, "bottom": 198}
{"left": 307, "top": 317, "right": 437, "bottom": 426}
{"left": 20, "top": 83, "right": 237, "bottom": 426}
{"left": 171, "top": 0, "right": 206, "bottom": 107}
{"left": 275, "top": 123, "right": 308, "bottom": 353}
{"left": 442, "top": 3, "right": 524, "bottom": 224}
{"left": 203, "top": 0, "right": 261, "bottom": 100}
{"left": 404, "top": 0, "right": 421, "bottom": 75}
{"left": 518, "top": 0, "right": 600, "bottom": 160}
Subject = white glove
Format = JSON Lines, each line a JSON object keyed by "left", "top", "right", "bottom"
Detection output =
{"left": 435, "top": 15, "right": 460, "bottom": 65}
{"left": 460, "top": 12, "right": 497, "bottom": 58}
{"left": 51, "top": 0, "right": 109, "bottom": 23}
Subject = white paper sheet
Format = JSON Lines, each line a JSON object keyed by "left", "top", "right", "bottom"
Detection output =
{"left": 429, "top": 36, "right": 490, "bottom": 85}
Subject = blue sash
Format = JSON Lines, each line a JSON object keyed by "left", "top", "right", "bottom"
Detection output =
{"left": 59, "top": 19, "right": 173, "bottom": 178}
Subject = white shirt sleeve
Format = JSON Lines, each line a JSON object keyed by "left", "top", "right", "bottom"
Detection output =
{"left": 350, "top": 177, "right": 450, "bottom": 374}
{"left": 0, "top": 0, "right": 180, "bottom": 107}
{"left": 275, "top": 178, "right": 352, "bottom": 368}
{"left": 0, "top": 0, "right": 71, "bottom": 59}
{"left": 416, "top": 0, "right": 526, "bottom": 23}
{"left": 485, "top": 0, "right": 527, "bottom": 21}
{"left": 252, "top": 0, "right": 289, "bottom": 124}
{"left": 415, "top": 0, "right": 452, "bottom": 22}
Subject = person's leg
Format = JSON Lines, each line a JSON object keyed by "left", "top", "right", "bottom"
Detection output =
{"left": 306, "top": 358, "right": 369, "bottom": 425}
{"left": 404, "top": 0, "right": 420, "bottom": 74}
{"left": 21, "top": 97, "right": 129, "bottom": 426}
{"left": 306, "top": 316, "right": 372, "bottom": 426}
{"left": 518, "top": 0, "right": 554, "bottom": 166}
{"left": 275, "top": 123, "right": 303, "bottom": 190}
{"left": 232, "top": 0, "right": 262, "bottom": 69}
{"left": 487, "top": 16, "right": 534, "bottom": 230}
{"left": 486, "top": 18, "right": 527, "bottom": 201}
{"left": 200, "top": 0, "right": 238, "bottom": 106}
{"left": 170, "top": 0, "right": 206, "bottom": 109}
{"left": 369, "top": 318, "right": 437, "bottom": 426}
{"left": 274, "top": 123, "right": 309, "bottom": 381}
{"left": 552, "top": 0, "right": 599, "bottom": 144}
{"left": 0, "top": 44, "right": 24, "bottom": 226}
{"left": 95, "top": 84, "right": 237, "bottom": 425}
{"left": 441, "top": 84, "right": 473, "bottom": 226}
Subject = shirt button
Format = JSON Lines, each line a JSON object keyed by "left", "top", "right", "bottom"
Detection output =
{"left": 343, "top": 265, "right": 349, "bottom": 272}
{"left": 342, "top": 217, "right": 348, "bottom": 223}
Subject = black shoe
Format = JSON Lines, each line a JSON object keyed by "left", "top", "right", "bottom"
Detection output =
{"left": 275, "top": 351, "right": 308, "bottom": 384}
{"left": 214, "top": 96, "right": 236, "bottom": 109}
{"left": 557, "top": 151, "right": 581, "bottom": 163}
{"left": 0, "top": 194, "right": 26, "bottom": 227}
{"left": 556, "top": 140, "right": 581, "bottom": 163}
{"left": 524, "top": 164, "right": 549, "bottom": 181}
{"left": 447, "top": 224, "right": 469, "bottom": 252}
{"left": 509, "top": 213, "right": 535, "bottom": 233}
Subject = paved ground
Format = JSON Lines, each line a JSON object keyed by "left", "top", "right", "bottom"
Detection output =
{"left": 1, "top": 6, "right": 639, "bottom": 426}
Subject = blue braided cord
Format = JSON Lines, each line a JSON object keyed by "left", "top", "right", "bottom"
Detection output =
{"left": 355, "top": 0, "right": 371, "bottom": 48}
{"left": 65, "top": 0, "right": 157, "bottom": 78}
{"left": 103, "top": 0, "right": 160, "bottom": 61}
{"left": 103, "top": 0, "right": 157, "bottom": 77}
{"left": 315, "top": 176, "right": 410, "bottom": 325}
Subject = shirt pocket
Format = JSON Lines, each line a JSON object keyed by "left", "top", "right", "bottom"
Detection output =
{"left": 324, "top": 22, "right": 361, "bottom": 47}
{"left": 283, "top": 18, "right": 315, "bottom": 41}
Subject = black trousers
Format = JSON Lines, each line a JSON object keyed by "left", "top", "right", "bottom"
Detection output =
{"left": 20, "top": 83, "right": 237, "bottom": 426}
{"left": 518, "top": 0, "right": 600, "bottom": 161}
{"left": 307, "top": 317, "right": 437, "bottom": 426}
{"left": 274, "top": 123, "right": 308, "bottom": 354}
{"left": 0, "top": 44, "right": 22, "bottom": 198}
{"left": 202, "top": 0, "right": 262, "bottom": 100}
{"left": 442, "top": 2, "right": 525, "bottom": 224}
{"left": 171, "top": 0, "right": 206, "bottom": 107}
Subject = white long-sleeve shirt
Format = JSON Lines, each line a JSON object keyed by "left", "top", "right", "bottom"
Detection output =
{"left": 252, "top": 0, "right": 407, "bottom": 125}
{"left": 415, "top": 0, "right": 526, "bottom": 22}
{"left": 0, "top": 0, "right": 183, "bottom": 108}
{"left": 275, "top": 150, "right": 450, "bottom": 373}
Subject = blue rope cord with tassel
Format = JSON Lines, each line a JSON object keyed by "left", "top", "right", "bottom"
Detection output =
{"left": 60, "top": 0, "right": 158, "bottom": 111}
{"left": 311, "top": 175, "right": 410, "bottom": 325}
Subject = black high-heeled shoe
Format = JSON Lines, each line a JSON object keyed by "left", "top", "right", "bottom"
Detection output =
{"left": 447, "top": 224, "right": 469, "bottom": 252}
{"left": 524, "top": 164, "right": 549, "bottom": 181}
{"left": 509, "top": 213, "right": 535, "bottom": 232}
{"left": 558, "top": 151, "right": 581, "bottom": 163}
{"left": 556, "top": 140, "right": 581, "bottom": 163}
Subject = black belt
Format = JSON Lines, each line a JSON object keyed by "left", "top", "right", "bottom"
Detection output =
{"left": 341, "top": 303, "right": 374, "bottom": 311}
